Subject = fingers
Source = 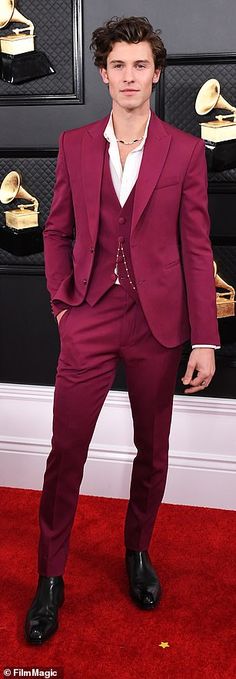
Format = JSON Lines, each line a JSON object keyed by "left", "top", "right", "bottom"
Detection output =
{"left": 181, "top": 348, "right": 215, "bottom": 394}
{"left": 183, "top": 380, "right": 209, "bottom": 394}
{"left": 182, "top": 371, "right": 213, "bottom": 394}
{"left": 182, "top": 361, "right": 195, "bottom": 386}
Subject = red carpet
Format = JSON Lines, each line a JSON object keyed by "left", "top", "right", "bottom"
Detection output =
{"left": 0, "top": 487, "right": 235, "bottom": 679}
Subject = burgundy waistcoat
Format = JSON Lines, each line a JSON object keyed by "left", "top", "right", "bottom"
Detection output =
{"left": 86, "top": 147, "right": 138, "bottom": 305}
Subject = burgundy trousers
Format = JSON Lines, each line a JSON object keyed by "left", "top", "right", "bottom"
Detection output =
{"left": 38, "top": 286, "right": 183, "bottom": 576}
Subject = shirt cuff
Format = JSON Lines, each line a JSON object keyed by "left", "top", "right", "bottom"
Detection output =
{"left": 192, "top": 345, "right": 221, "bottom": 349}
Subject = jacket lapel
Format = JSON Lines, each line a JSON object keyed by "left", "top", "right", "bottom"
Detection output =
{"left": 131, "top": 112, "right": 172, "bottom": 234}
{"left": 82, "top": 116, "right": 109, "bottom": 243}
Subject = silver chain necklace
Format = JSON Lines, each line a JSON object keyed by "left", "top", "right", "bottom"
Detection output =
{"left": 116, "top": 136, "right": 143, "bottom": 146}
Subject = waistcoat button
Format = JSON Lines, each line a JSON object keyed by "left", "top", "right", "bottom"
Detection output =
{"left": 83, "top": 279, "right": 87, "bottom": 284}
{"left": 118, "top": 216, "right": 126, "bottom": 224}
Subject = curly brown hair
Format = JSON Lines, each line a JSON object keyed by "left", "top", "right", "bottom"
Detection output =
{"left": 90, "top": 16, "right": 166, "bottom": 70}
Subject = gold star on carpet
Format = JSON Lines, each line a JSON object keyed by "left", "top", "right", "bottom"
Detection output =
{"left": 159, "top": 642, "right": 170, "bottom": 648}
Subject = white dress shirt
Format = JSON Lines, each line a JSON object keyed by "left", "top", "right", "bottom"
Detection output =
{"left": 104, "top": 111, "right": 151, "bottom": 206}
{"left": 103, "top": 112, "right": 219, "bottom": 350}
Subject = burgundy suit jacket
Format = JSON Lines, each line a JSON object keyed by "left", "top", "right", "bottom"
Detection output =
{"left": 43, "top": 111, "right": 220, "bottom": 348}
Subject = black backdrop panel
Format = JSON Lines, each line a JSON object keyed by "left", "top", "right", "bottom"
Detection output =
{"left": 156, "top": 54, "right": 236, "bottom": 183}
{"left": 0, "top": 272, "right": 59, "bottom": 385}
{"left": 0, "top": 151, "right": 57, "bottom": 265}
{"left": 0, "top": 0, "right": 83, "bottom": 103}
{"left": 208, "top": 193, "right": 236, "bottom": 242}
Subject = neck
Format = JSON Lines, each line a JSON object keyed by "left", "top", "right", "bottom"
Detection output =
{"left": 112, "top": 102, "right": 150, "bottom": 142}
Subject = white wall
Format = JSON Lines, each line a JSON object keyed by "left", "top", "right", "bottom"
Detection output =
{"left": 0, "top": 383, "right": 235, "bottom": 510}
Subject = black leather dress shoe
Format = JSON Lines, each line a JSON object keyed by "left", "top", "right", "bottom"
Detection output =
{"left": 125, "top": 549, "right": 161, "bottom": 610}
{"left": 25, "top": 575, "right": 64, "bottom": 644}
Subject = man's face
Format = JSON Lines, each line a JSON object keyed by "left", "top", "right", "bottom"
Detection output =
{"left": 100, "top": 40, "right": 160, "bottom": 112}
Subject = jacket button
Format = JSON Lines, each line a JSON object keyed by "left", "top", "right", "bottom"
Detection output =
{"left": 90, "top": 247, "right": 95, "bottom": 253}
{"left": 83, "top": 279, "right": 87, "bottom": 284}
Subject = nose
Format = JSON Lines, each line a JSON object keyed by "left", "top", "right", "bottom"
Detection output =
{"left": 123, "top": 67, "right": 135, "bottom": 83}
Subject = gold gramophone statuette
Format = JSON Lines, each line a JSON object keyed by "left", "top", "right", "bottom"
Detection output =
{"left": 0, "top": 1, "right": 55, "bottom": 84}
{"left": 0, "top": 0, "right": 34, "bottom": 55}
{"left": 0, "top": 171, "right": 39, "bottom": 229}
{"left": 195, "top": 79, "right": 236, "bottom": 142}
{"left": 214, "top": 261, "right": 235, "bottom": 319}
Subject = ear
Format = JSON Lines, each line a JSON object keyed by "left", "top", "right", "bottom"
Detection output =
{"left": 152, "top": 68, "right": 161, "bottom": 84}
{"left": 100, "top": 67, "right": 109, "bottom": 85}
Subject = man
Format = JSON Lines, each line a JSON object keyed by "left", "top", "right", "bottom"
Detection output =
{"left": 25, "top": 16, "right": 220, "bottom": 644}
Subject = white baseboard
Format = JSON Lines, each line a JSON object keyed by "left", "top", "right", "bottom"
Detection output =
{"left": 0, "top": 383, "right": 235, "bottom": 510}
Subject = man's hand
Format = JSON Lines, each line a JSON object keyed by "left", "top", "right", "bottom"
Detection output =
{"left": 56, "top": 309, "right": 68, "bottom": 325}
{"left": 181, "top": 348, "right": 215, "bottom": 394}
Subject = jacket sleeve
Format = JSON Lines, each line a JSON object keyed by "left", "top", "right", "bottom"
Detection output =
{"left": 179, "top": 138, "right": 220, "bottom": 346}
{"left": 43, "top": 131, "right": 75, "bottom": 316}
